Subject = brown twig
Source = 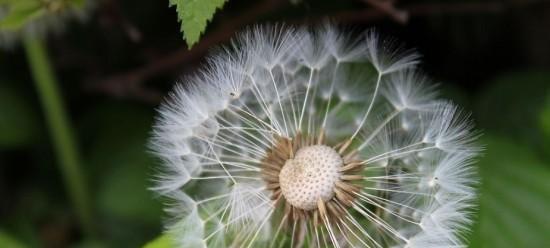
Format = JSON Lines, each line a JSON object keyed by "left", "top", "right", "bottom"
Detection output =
{"left": 89, "top": 0, "right": 545, "bottom": 102}
{"left": 343, "top": 0, "right": 546, "bottom": 24}
{"left": 407, "top": 1, "right": 504, "bottom": 15}
{"left": 331, "top": 0, "right": 543, "bottom": 25}
{"left": 87, "top": 0, "right": 287, "bottom": 103}
{"left": 361, "top": 0, "right": 408, "bottom": 24}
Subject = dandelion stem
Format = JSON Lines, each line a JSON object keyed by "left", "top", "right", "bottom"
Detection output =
{"left": 23, "top": 35, "right": 95, "bottom": 237}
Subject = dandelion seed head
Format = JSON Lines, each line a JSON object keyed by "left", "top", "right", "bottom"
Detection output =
{"left": 150, "top": 24, "right": 481, "bottom": 248}
{"left": 279, "top": 145, "right": 342, "bottom": 210}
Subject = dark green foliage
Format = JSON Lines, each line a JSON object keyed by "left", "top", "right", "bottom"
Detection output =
{"left": 1, "top": 0, "right": 550, "bottom": 246}
{"left": 0, "top": 82, "right": 40, "bottom": 148}
{"left": 469, "top": 136, "right": 550, "bottom": 247}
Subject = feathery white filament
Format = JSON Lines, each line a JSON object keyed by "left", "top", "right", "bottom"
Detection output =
{"left": 150, "top": 23, "right": 480, "bottom": 248}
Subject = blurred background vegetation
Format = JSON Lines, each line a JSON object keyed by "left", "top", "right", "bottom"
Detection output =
{"left": 1, "top": 0, "right": 550, "bottom": 247}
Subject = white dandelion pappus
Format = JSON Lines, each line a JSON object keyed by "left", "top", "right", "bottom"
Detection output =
{"left": 150, "top": 24, "right": 481, "bottom": 248}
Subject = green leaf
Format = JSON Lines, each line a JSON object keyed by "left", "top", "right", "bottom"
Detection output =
{"left": 468, "top": 135, "right": 550, "bottom": 247}
{"left": 475, "top": 71, "right": 550, "bottom": 153}
{"left": 169, "top": 0, "right": 226, "bottom": 47}
{"left": 143, "top": 234, "right": 173, "bottom": 248}
{"left": 541, "top": 92, "right": 550, "bottom": 138}
{"left": 81, "top": 102, "right": 162, "bottom": 246}
{"left": 0, "top": 0, "right": 44, "bottom": 31}
{"left": 0, "top": 230, "right": 27, "bottom": 248}
{"left": 87, "top": 104, "right": 162, "bottom": 222}
{"left": 0, "top": 83, "right": 40, "bottom": 148}
{"left": 0, "top": 0, "right": 88, "bottom": 31}
{"left": 70, "top": 0, "right": 86, "bottom": 8}
{"left": 73, "top": 239, "right": 109, "bottom": 248}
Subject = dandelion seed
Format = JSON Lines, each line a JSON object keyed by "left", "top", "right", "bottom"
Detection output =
{"left": 150, "top": 24, "right": 481, "bottom": 248}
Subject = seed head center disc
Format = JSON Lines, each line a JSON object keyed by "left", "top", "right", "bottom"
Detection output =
{"left": 279, "top": 145, "right": 343, "bottom": 210}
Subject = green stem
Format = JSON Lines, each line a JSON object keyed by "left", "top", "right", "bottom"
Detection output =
{"left": 23, "top": 35, "right": 94, "bottom": 237}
